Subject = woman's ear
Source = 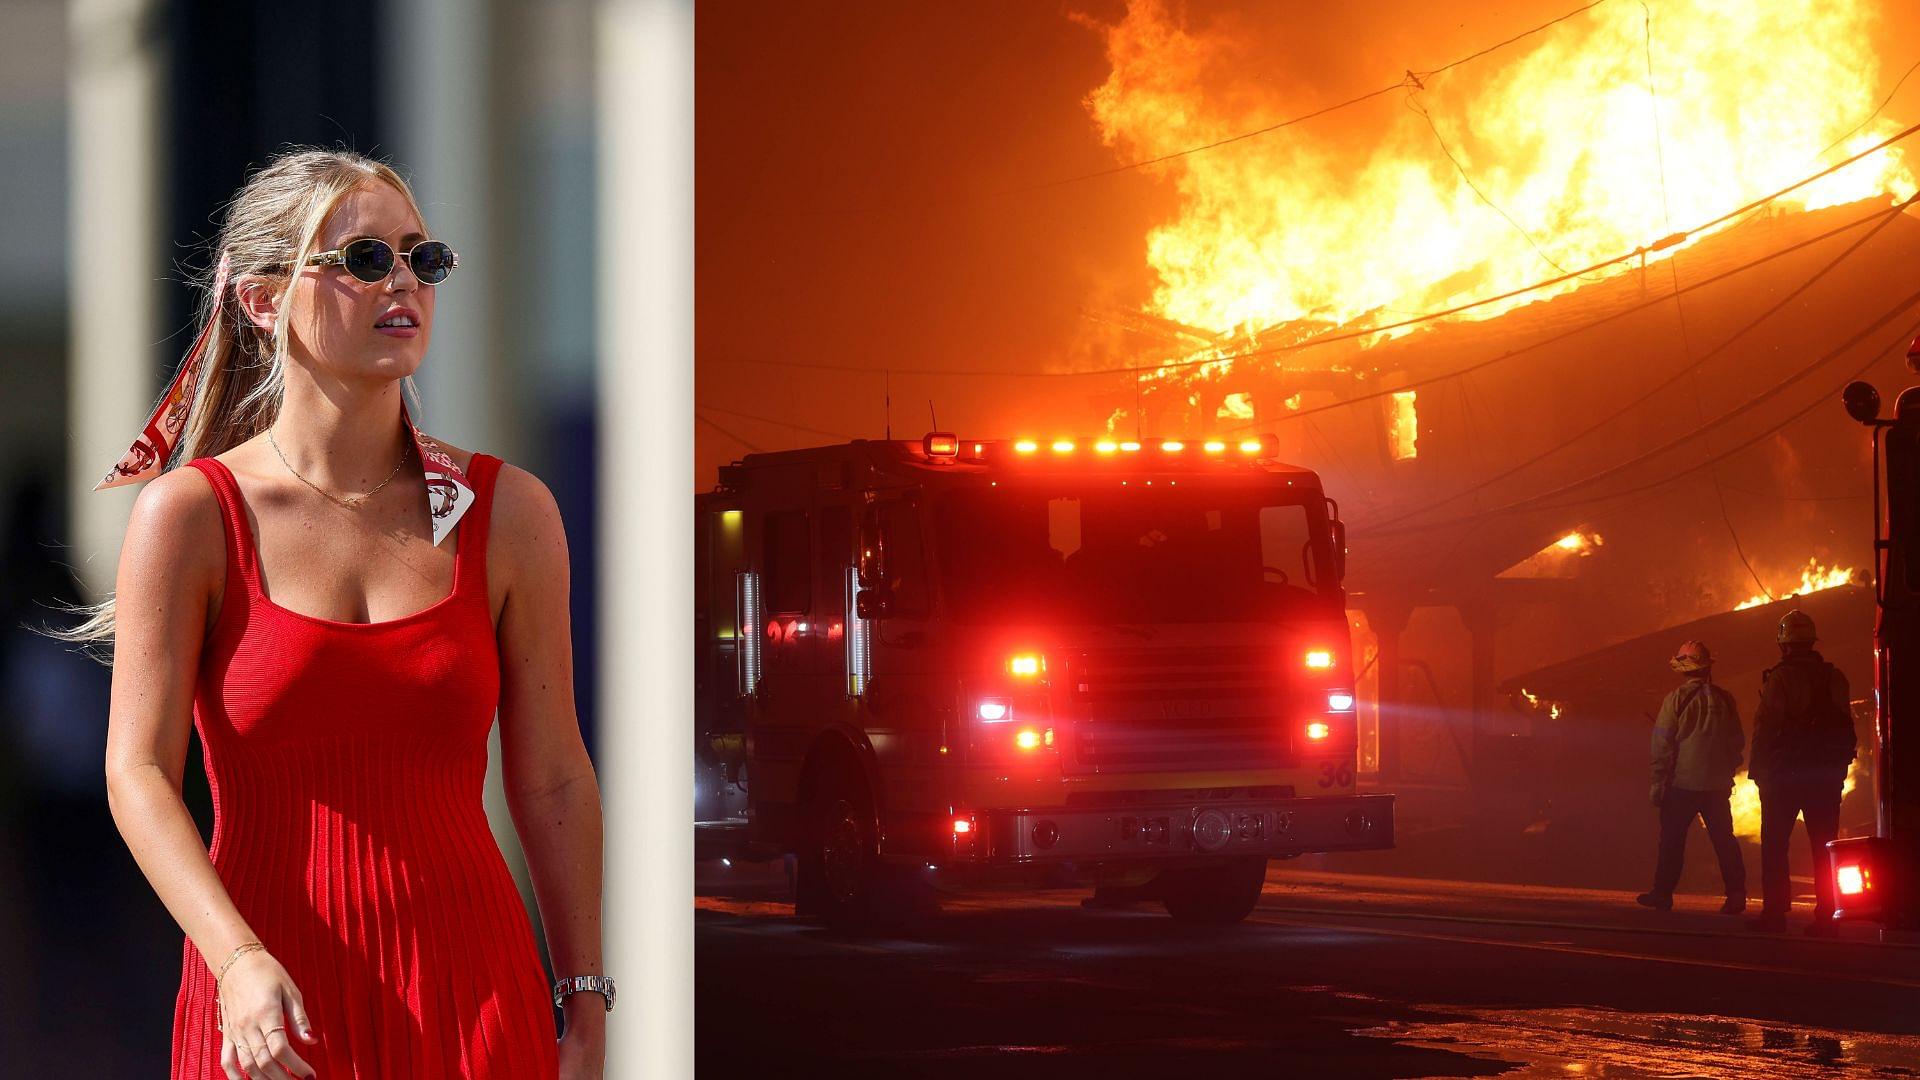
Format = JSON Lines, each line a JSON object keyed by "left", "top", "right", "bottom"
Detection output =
{"left": 233, "top": 275, "right": 282, "bottom": 332}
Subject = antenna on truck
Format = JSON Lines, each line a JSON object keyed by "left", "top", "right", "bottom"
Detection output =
{"left": 928, "top": 400, "right": 938, "bottom": 431}
{"left": 885, "top": 369, "right": 892, "bottom": 440}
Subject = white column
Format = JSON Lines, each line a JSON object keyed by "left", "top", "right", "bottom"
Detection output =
{"left": 67, "top": 0, "right": 165, "bottom": 597}
{"left": 598, "top": 0, "right": 693, "bottom": 1075}
{"left": 387, "top": 0, "right": 514, "bottom": 458}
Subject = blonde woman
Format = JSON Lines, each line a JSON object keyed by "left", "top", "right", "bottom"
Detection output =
{"left": 78, "top": 149, "right": 607, "bottom": 1078}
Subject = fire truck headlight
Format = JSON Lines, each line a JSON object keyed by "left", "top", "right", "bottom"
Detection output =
{"left": 1327, "top": 691, "right": 1356, "bottom": 712}
{"left": 977, "top": 699, "right": 1010, "bottom": 722}
{"left": 1837, "top": 864, "right": 1868, "bottom": 896}
{"left": 1306, "top": 722, "right": 1332, "bottom": 741}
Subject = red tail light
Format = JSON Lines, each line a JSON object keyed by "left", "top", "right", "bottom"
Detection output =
{"left": 1837, "top": 864, "right": 1868, "bottom": 896}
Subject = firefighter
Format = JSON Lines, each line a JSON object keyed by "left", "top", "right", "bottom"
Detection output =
{"left": 1747, "top": 609, "right": 1856, "bottom": 935}
{"left": 1637, "top": 640, "right": 1747, "bottom": 914}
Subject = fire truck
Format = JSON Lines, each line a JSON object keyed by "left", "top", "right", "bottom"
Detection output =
{"left": 695, "top": 432, "right": 1394, "bottom": 925}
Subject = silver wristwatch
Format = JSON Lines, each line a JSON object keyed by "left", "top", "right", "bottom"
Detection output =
{"left": 552, "top": 974, "right": 616, "bottom": 1012}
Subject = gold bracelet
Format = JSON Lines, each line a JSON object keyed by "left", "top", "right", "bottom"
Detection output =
{"left": 215, "top": 941, "right": 266, "bottom": 985}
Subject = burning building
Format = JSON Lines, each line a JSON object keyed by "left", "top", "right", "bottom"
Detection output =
{"left": 1064, "top": 0, "right": 1916, "bottom": 884}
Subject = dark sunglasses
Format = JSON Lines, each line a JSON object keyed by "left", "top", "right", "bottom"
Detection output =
{"left": 301, "top": 237, "right": 459, "bottom": 285}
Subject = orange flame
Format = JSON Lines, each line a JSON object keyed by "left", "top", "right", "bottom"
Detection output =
{"left": 1734, "top": 558, "right": 1858, "bottom": 611}
{"left": 1730, "top": 760, "right": 1858, "bottom": 841}
{"left": 1082, "top": 0, "right": 1915, "bottom": 349}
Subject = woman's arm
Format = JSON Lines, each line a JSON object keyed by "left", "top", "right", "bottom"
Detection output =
{"left": 104, "top": 467, "right": 264, "bottom": 976}
{"left": 492, "top": 465, "right": 606, "bottom": 1052}
{"left": 107, "top": 467, "right": 321, "bottom": 1075}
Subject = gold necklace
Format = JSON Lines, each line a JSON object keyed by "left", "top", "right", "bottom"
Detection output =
{"left": 266, "top": 426, "right": 411, "bottom": 510}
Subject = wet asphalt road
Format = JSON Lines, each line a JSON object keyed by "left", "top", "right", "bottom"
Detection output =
{"left": 696, "top": 864, "right": 1920, "bottom": 1078}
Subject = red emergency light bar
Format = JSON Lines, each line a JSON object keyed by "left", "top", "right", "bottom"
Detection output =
{"left": 944, "top": 433, "right": 1280, "bottom": 462}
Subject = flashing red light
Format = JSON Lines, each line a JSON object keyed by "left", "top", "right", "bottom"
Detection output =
{"left": 924, "top": 432, "right": 959, "bottom": 458}
{"left": 1161, "top": 440, "right": 1186, "bottom": 452}
{"left": 953, "top": 818, "right": 973, "bottom": 835}
{"left": 1008, "top": 653, "right": 1045, "bottom": 678}
{"left": 1305, "top": 649, "right": 1334, "bottom": 670}
{"left": 1014, "top": 439, "right": 1039, "bottom": 454}
{"left": 1306, "top": 721, "right": 1332, "bottom": 741}
{"left": 1837, "top": 863, "right": 1869, "bottom": 896}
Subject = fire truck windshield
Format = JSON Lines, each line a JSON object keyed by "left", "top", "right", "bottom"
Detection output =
{"left": 930, "top": 486, "right": 1335, "bottom": 624}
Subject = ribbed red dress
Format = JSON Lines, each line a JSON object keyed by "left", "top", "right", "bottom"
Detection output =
{"left": 170, "top": 454, "right": 559, "bottom": 1078}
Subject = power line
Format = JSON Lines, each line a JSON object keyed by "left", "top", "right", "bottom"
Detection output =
{"left": 1004, "top": 0, "right": 1616, "bottom": 196}
{"left": 696, "top": 403, "right": 858, "bottom": 442}
{"left": 1521, "top": 323, "right": 1916, "bottom": 513}
{"left": 719, "top": 119, "right": 1920, "bottom": 382}
{"left": 1367, "top": 287, "right": 1920, "bottom": 537}
{"left": 1405, "top": 91, "right": 1577, "bottom": 277}
{"left": 695, "top": 414, "right": 765, "bottom": 453}
{"left": 1227, "top": 197, "right": 1909, "bottom": 435}
{"left": 1822, "top": 57, "right": 1920, "bottom": 157}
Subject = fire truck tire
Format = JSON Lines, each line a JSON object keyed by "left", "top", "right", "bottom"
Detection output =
{"left": 797, "top": 773, "right": 877, "bottom": 925}
{"left": 1158, "top": 856, "right": 1269, "bottom": 925}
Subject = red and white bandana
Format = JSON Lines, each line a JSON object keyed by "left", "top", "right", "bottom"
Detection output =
{"left": 91, "top": 253, "right": 475, "bottom": 547}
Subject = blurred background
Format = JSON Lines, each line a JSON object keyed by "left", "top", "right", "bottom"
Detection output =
{"left": 0, "top": 0, "right": 632, "bottom": 1068}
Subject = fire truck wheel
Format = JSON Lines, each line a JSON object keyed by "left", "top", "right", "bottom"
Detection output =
{"left": 1158, "top": 856, "right": 1269, "bottom": 925}
{"left": 797, "top": 762, "right": 883, "bottom": 926}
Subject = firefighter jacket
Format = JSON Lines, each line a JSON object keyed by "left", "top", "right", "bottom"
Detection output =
{"left": 1650, "top": 676, "right": 1744, "bottom": 797}
{"left": 1749, "top": 650, "right": 1854, "bottom": 786}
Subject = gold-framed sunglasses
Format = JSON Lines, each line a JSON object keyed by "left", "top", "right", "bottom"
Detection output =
{"left": 299, "top": 237, "right": 459, "bottom": 285}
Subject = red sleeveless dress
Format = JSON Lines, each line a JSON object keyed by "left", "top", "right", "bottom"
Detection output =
{"left": 171, "top": 454, "right": 559, "bottom": 1078}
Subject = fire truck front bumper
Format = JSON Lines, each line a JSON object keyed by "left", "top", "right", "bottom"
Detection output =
{"left": 945, "top": 793, "right": 1394, "bottom": 867}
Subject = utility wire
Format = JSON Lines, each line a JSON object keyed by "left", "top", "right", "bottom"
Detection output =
{"left": 695, "top": 403, "right": 856, "bottom": 442}
{"left": 1519, "top": 322, "right": 1918, "bottom": 513}
{"left": 1367, "top": 288, "right": 1920, "bottom": 537}
{"left": 1364, "top": 191, "right": 1916, "bottom": 530}
{"left": 1405, "top": 91, "right": 1577, "bottom": 277}
{"left": 1004, "top": 0, "right": 1616, "bottom": 195}
{"left": 696, "top": 413, "right": 766, "bottom": 453}
{"left": 719, "top": 119, "right": 1920, "bottom": 381}
{"left": 1642, "top": 1, "right": 1772, "bottom": 601}
{"left": 1225, "top": 197, "right": 1910, "bottom": 435}
{"left": 1822, "top": 57, "right": 1920, "bottom": 157}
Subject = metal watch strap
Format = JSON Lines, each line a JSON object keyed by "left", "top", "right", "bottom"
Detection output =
{"left": 552, "top": 974, "right": 616, "bottom": 1012}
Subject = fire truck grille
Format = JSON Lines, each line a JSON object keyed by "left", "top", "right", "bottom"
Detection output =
{"left": 1067, "top": 647, "right": 1293, "bottom": 771}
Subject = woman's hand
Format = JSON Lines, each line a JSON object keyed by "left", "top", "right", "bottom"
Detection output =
{"left": 217, "top": 950, "right": 318, "bottom": 1079}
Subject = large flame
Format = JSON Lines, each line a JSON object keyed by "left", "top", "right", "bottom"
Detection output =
{"left": 1083, "top": 0, "right": 1915, "bottom": 347}
{"left": 1730, "top": 760, "right": 1859, "bottom": 842}
{"left": 1734, "top": 558, "right": 1858, "bottom": 611}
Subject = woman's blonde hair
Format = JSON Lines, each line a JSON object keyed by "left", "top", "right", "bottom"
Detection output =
{"left": 51, "top": 147, "right": 434, "bottom": 658}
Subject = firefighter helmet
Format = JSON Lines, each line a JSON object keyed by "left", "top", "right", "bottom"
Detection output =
{"left": 1670, "top": 640, "right": 1713, "bottom": 673}
{"left": 1778, "top": 609, "right": 1817, "bottom": 645}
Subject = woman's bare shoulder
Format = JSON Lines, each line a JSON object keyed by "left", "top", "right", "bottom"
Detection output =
{"left": 486, "top": 461, "right": 567, "bottom": 575}
{"left": 120, "top": 464, "right": 226, "bottom": 593}
{"left": 489, "top": 461, "right": 564, "bottom": 531}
